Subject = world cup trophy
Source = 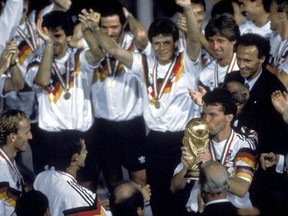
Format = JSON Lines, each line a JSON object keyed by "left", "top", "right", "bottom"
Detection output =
{"left": 182, "top": 118, "right": 209, "bottom": 180}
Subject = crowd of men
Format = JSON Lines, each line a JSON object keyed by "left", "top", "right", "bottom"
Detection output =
{"left": 1, "top": 0, "right": 288, "bottom": 215}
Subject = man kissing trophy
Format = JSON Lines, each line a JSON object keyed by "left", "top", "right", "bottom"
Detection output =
{"left": 182, "top": 118, "right": 209, "bottom": 179}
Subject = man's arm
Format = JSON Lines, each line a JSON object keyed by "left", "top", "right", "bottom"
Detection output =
{"left": 87, "top": 10, "right": 133, "bottom": 69}
{"left": 123, "top": 7, "right": 148, "bottom": 51}
{"left": 78, "top": 9, "right": 104, "bottom": 65}
{"left": 228, "top": 177, "right": 251, "bottom": 198}
{"left": 3, "top": 41, "right": 24, "bottom": 92}
{"left": 33, "top": 18, "right": 53, "bottom": 87}
{"left": 176, "top": 0, "right": 201, "bottom": 61}
{"left": 170, "top": 146, "right": 192, "bottom": 193}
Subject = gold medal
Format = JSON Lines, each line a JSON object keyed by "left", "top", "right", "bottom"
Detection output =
{"left": 108, "top": 80, "right": 116, "bottom": 88}
{"left": 155, "top": 101, "right": 160, "bottom": 109}
{"left": 64, "top": 92, "right": 71, "bottom": 100}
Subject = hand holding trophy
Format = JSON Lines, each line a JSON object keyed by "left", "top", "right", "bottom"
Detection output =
{"left": 182, "top": 118, "right": 209, "bottom": 180}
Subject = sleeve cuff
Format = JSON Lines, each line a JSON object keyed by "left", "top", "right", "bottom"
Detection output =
{"left": 276, "top": 154, "right": 285, "bottom": 174}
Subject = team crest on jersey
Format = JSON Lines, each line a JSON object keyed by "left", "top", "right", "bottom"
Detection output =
{"left": 138, "top": 156, "right": 146, "bottom": 164}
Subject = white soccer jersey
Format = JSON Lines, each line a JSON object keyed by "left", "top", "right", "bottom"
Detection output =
{"left": 239, "top": 20, "right": 273, "bottom": 39}
{"left": 0, "top": 0, "right": 23, "bottom": 53}
{"left": 33, "top": 168, "right": 111, "bottom": 216}
{"left": 199, "top": 53, "right": 239, "bottom": 91}
{"left": 270, "top": 37, "right": 288, "bottom": 75}
{"left": 0, "top": 148, "right": 23, "bottom": 216}
{"left": 91, "top": 32, "right": 145, "bottom": 121}
{"left": 25, "top": 48, "right": 95, "bottom": 132}
{"left": 14, "top": 20, "right": 44, "bottom": 75}
{"left": 125, "top": 49, "right": 201, "bottom": 132}
{"left": 174, "top": 129, "right": 256, "bottom": 212}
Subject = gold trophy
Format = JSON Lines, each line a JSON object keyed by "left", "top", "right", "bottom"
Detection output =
{"left": 182, "top": 118, "right": 209, "bottom": 180}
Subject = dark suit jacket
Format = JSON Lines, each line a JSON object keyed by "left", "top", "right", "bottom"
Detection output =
{"left": 199, "top": 201, "right": 238, "bottom": 216}
{"left": 225, "top": 69, "right": 288, "bottom": 155}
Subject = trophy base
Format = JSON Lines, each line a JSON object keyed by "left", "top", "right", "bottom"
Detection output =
{"left": 184, "top": 169, "right": 199, "bottom": 180}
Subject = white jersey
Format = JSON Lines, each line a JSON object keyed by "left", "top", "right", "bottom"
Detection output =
{"left": 25, "top": 48, "right": 95, "bottom": 132}
{"left": 199, "top": 53, "right": 239, "bottom": 91}
{"left": 14, "top": 20, "right": 44, "bottom": 75}
{"left": 0, "top": 148, "right": 23, "bottom": 216}
{"left": 239, "top": 20, "right": 273, "bottom": 39}
{"left": 270, "top": 36, "right": 288, "bottom": 75}
{"left": 0, "top": 0, "right": 23, "bottom": 53}
{"left": 125, "top": 49, "right": 201, "bottom": 132}
{"left": 174, "top": 130, "right": 256, "bottom": 212}
{"left": 33, "top": 168, "right": 111, "bottom": 216}
{"left": 92, "top": 33, "right": 144, "bottom": 121}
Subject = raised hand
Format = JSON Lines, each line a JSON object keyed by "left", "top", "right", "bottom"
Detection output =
{"left": 177, "top": 13, "right": 188, "bottom": 34}
{"left": 37, "top": 18, "right": 53, "bottom": 45}
{"left": 271, "top": 90, "right": 288, "bottom": 115}
{"left": 188, "top": 85, "right": 207, "bottom": 106}
{"left": 8, "top": 41, "right": 18, "bottom": 65}
{"left": 0, "top": 44, "right": 12, "bottom": 75}
{"left": 176, "top": 0, "right": 192, "bottom": 8}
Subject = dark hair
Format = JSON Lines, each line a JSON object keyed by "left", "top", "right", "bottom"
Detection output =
{"left": 202, "top": 88, "right": 237, "bottom": 120}
{"left": 205, "top": 14, "right": 240, "bottom": 42}
{"left": 273, "top": 0, "right": 288, "bottom": 15}
{"left": 15, "top": 190, "right": 49, "bottom": 216}
{"left": 110, "top": 180, "right": 144, "bottom": 216}
{"left": 49, "top": 130, "right": 82, "bottom": 171}
{"left": 0, "top": 109, "right": 29, "bottom": 146}
{"left": 96, "top": 0, "right": 126, "bottom": 26}
{"left": 236, "top": 33, "right": 270, "bottom": 60}
{"left": 42, "top": 11, "right": 74, "bottom": 36}
{"left": 148, "top": 18, "right": 179, "bottom": 42}
{"left": 211, "top": 0, "right": 235, "bottom": 17}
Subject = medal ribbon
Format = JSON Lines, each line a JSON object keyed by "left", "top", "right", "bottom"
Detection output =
{"left": 105, "top": 34, "right": 128, "bottom": 78}
{"left": 52, "top": 56, "right": 71, "bottom": 94}
{"left": 214, "top": 53, "right": 237, "bottom": 88}
{"left": 152, "top": 57, "right": 177, "bottom": 102}
{"left": 16, "top": 20, "right": 38, "bottom": 51}
{"left": 0, "top": 147, "right": 24, "bottom": 190}
{"left": 209, "top": 129, "right": 235, "bottom": 165}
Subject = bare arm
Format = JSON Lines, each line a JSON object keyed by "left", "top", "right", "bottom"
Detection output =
{"left": 170, "top": 146, "right": 191, "bottom": 193}
{"left": 4, "top": 41, "right": 24, "bottom": 92}
{"left": 34, "top": 18, "right": 53, "bottom": 87}
{"left": 87, "top": 10, "right": 133, "bottom": 69}
{"left": 176, "top": 0, "right": 201, "bottom": 61}
{"left": 123, "top": 7, "right": 148, "bottom": 51}
{"left": 78, "top": 9, "right": 104, "bottom": 65}
{"left": 228, "top": 177, "right": 251, "bottom": 198}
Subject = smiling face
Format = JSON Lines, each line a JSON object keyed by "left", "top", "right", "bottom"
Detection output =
{"left": 151, "top": 34, "right": 178, "bottom": 65}
{"left": 236, "top": 45, "right": 264, "bottom": 81}
{"left": 49, "top": 27, "right": 71, "bottom": 59}
{"left": 101, "top": 15, "right": 124, "bottom": 43}
{"left": 208, "top": 34, "right": 235, "bottom": 63}
{"left": 14, "top": 118, "right": 32, "bottom": 152}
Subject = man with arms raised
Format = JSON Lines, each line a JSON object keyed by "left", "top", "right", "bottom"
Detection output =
{"left": 83, "top": 0, "right": 201, "bottom": 214}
